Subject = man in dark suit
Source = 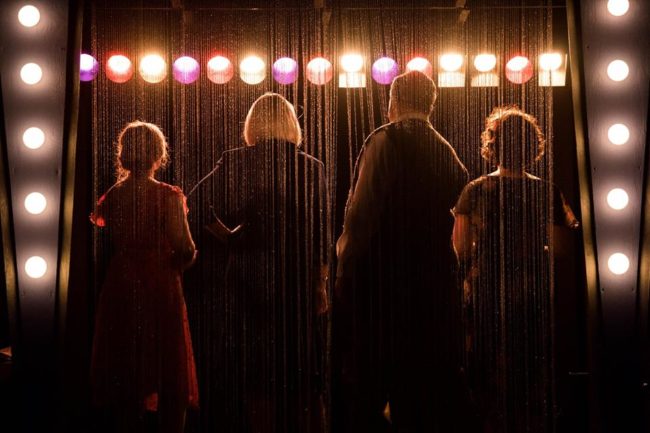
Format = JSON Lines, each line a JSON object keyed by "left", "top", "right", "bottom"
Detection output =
{"left": 335, "top": 71, "right": 471, "bottom": 433}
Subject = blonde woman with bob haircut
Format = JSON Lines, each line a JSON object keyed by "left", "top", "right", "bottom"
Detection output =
{"left": 188, "top": 92, "right": 330, "bottom": 433}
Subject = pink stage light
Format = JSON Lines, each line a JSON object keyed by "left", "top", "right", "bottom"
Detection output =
{"left": 80, "top": 54, "right": 99, "bottom": 82}
{"left": 371, "top": 57, "right": 398, "bottom": 85}
{"left": 207, "top": 56, "right": 234, "bottom": 84}
{"left": 106, "top": 54, "right": 133, "bottom": 83}
{"left": 505, "top": 55, "right": 533, "bottom": 84}
{"left": 306, "top": 57, "right": 333, "bottom": 85}
{"left": 173, "top": 56, "right": 200, "bottom": 84}
{"left": 406, "top": 57, "right": 433, "bottom": 78}
{"left": 272, "top": 57, "right": 299, "bottom": 85}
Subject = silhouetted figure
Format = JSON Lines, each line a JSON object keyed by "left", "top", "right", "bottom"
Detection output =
{"left": 452, "top": 107, "right": 579, "bottom": 433}
{"left": 90, "top": 121, "right": 198, "bottom": 433}
{"left": 190, "top": 93, "right": 329, "bottom": 433}
{"left": 335, "top": 71, "right": 470, "bottom": 433}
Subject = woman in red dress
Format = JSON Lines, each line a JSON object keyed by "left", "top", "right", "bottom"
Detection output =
{"left": 91, "top": 121, "right": 198, "bottom": 433}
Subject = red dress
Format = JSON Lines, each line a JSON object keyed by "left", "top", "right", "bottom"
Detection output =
{"left": 90, "top": 179, "right": 198, "bottom": 411}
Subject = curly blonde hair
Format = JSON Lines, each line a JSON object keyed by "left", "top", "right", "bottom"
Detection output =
{"left": 116, "top": 121, "right": 169, "bottom": 181}
{"left": 480, "top": 106, "right": 546, "bottom": 169}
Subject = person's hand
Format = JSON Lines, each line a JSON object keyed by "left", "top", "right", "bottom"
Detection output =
{"left": 316, "top": 288, "right": 329, "bottom": 315}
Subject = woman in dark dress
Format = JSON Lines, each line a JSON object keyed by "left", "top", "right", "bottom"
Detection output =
{"left": 91, "top": 121, "right": 198, "bottom": 433}
{"left": 191, "top": 93, "right": 329, "bottom": 433}
{"left": 452, "top": 107, "right": 578, "bottom": 433}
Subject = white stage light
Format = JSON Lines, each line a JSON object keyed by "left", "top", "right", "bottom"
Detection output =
{"left": 607, "top": 123, "right": 630, "bottom": 145}
{"left": 139, "top": 54, "right": 167, "bottom": 83}
{"left": 24, "top": 192, "right": 47, "bottom": 215}
{"left": 606, "top": 188, "right": 629, "bottom": 210}
{"left": 473, "top": 54, "right": 496, "bottom": 72}
{"left": 607, "top": 252, "right": 630, "bottom": 275}
{"left": 340, "top": 54, "right": 364, "bottom": 73}
{"left": 539, "top": 53, "right": 563, "bottom": 71}
{"left": 239, "top": 55, "right": 266, "bottom": 85}
{"left": 440, "top": 54, "right": 463, "bottom": 72}
{"left": 23, "top": 127, "right": 45, "bottom": 149}
{"left": 25, "top": 256, "right": 47, "bottom": 279}
{"left": 20, "top": 63, "right": 43, "bottom": 85}
{"left": 18, "top": 5, "right": 40, "bottom": 27}
{"left": 607, "top": 60, "right": 629, "bottom": 81}
{"left": 607, "top": 0, "right": 630, "bottom": 16}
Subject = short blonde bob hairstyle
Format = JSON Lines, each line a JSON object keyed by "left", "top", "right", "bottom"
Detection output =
{"left": 116, "top": 120, "right": 169, "bottom": 181}
{"left": 244, "top": 92, "right": 302, "bottom": 146}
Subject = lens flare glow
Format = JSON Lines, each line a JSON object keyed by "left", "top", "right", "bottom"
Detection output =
{"left": 106, "top": 55, "right": 133, "bottom": 83}
{"left": 607, "top": 0, "right": 630, "bottom": 16}
{"left": 272, "top": 57, "right": 299, "bottom": 85}
{"left": 539, "top": 53, "right": 563, "bottom": 71}
{"left": 340, "top": 54, "right": 364, "bottom": 73}
{"left": 24, "top": 192, "right": 47, "bottom": 215}
{"left": 371, "top": 57, "right": 398, "bottom": 85}
{"left": 607, "top": 188, "right": 629, "bottom": 210}
{"left": 206, "top": 56, "right": 234, "bottom": 84}
{"left": 173, "top": 56, "right": 200, "bottom": 84}
{"left": 240, "top": 56, "right": 266, "bottom": 85}
{"left": 440, "top": 54, "right": 464, "bottom": 72}
{"left": 18, "top": 5, "right": 40, "bottom": 27}
{"left": 25, "top": 256, "right": 47, "bottom": 279}
{"left": 505, "top": 56, "right": 533, "bottom": 84}
{"left": 607, "top": 123, "right": 630, "bottom": 145}
{"left": 473, "top": 54, "right": 497, "bottom": 72}
{"left": 406, "top": 57, "right": 433, "bottom": 78}
{"left": 80, "top": 54, "right": 99, "bottom": 81}
{"left": 20, "top": 63, "right": 43, "bottom": 85}
{"left": 306, "top": 57, "right": 333, "bottom": 85}
{"left": 607, "top": 60, "right": 629, "bottom": 81}
{"left": 23, "top": 127, "right": 45, "bottom": 149}
{"left": 608, "top": 252, "right": 630, "bottom": 275}
{"left": 139, "top": 54, "right": 167, "bottom": 83}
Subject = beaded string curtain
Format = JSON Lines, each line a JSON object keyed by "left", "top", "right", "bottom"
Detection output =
{"left": 90, "top": 1, "right": 555, "bottom": 432}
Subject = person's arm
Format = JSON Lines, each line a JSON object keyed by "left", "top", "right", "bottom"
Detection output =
{"left": 336, "top": 130, "right": 392, "bottom": 280}
{"left": 168, "top": 188, "right": 197, "bottom": 270}
{"left": 452, "top": 214, "right": 473, "bottom": 261}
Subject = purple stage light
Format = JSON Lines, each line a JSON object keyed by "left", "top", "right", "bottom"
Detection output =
{"left": 272, "top": 57, "right": 299, "bottom": 85}
{"left": 371, "top": 57, "right": 398, "bottom": 85}
{"left": 80, "top": 54, "right": 99, "bottom": 82}
{"left": 173, "top": 56, "right": 200, "bottom": 84}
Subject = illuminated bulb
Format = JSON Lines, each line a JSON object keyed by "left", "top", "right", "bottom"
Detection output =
{"left": 607, "top": 252, "right": 630, "bottom": 275}
{"left": 24, "top": 192, "right": 46, "bottom": 215}
{"left": 80, "top": 54, "right": 99, "bottom": 81}
{"left": 239, "top": 55, "right": 266, "bottom": 85}
{"left": 440, "top": 54, "right": 464, "bottom": 72}
{"left": 607, "top": 0, "right": 630, "bottom": 16}
{"left": 406, "top": 57, "right": 433, "bottom": 78}
{"left": 505, "top": 56, "right": 533, "bottom": 84}
{"left": 473, "top": 54, "right": 497, "bottom": 72}
{"left": 371, "top": 57, "right": 399, "bottom": 85}
{"left": 206, "top": 56, "right": 234, "bottom": 84}
{"left": 272, "top": 57, "right": 299, "bottom": 85}
{"left": 306, "top": 57, "right": 333, "bottom": 85}
{"left": 607, "top": 60, "right": 629, "bottom": 81}
{"left": 606, "top": 188, "right": 629, "bottom": 210}
{"left": 172, "top": 56, "right": 200, "bottom": 84}
{"left": 607, "top": 123, "right": 630, "bottom": 145}
{"left": 18, "top": 5, "right": 40, "bottom": 27}
{"left": 20, "top": 63, "right": 43, "bottom": 85}
{"left": 106, "top": 55, "right": 133, "bottom": 83}
{"left": 539, "top": 53, "right": 563, "bottom": 71}
{"left": 22, "top": 127, "right": 45, "bottom": 149}
{"left": 340, "top": 54, "right": 364, "bottom": 73}
{"left": 25, "top": 256, "right": 47, "bottom": 279}
{"left": 139, "top": 54, "right": 167, "bottom": 83}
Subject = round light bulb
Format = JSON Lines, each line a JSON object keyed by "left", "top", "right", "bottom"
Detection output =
{"left": 80, "top": 54, "right": 99, "bottom": 82}
{"left": 106, "top": 54, "right": 133, "bottom": 83}
{"left": 239, "top": 56, "right": 266, "bottom": 85}
{"left": 505, "top": 56, "right": 533, "bottom": 84}
{"left": 20, "top": 63, "right": 43, "bottom": 85}
{"left": 607, "top": 252, "right": 630, "bottom": 275}
{"left": 172, "top": 56, "right": 200, "bottom": 84}
{"left": 406, "top": 57, "right": 433, "bottom": 78}
{"left": 607, "top": 0, "right": 630, "bottom": 16}
{"left": 606, "top": 188, "right": 629, "bottom": 210}
{"left": 24, "top": 192, "right": 47, "bottom": 215}
{"left": 440, "top": 54, "right": 464, "bottom": 72}
{"left": 206, "top": 56, "right": 234, "bottom": 84}
{"left": 18, "top": 5, "right": 40, "bottom": 27}
{"left": 306, "top": 57, "right": 333, "bottom": 85}
{"left": 25, "top": 256, "right": 47, "bottom": 279}
{"left": 139, "top": 54, "right": 167, "bottom": 84}
{"left": 539, "top": 53, "right": 563, "bottom": 71}
{"left": 22, "top": 127, "right": 45, "bottom": 149}
{"left": 340, "top": 54, "right": 364, "bottom": 73}
{"left": 473, "top": 54, "right": 497, "bottom": 72}
{"left": 607, "top": 123, "right": 630, "bottom": 145}
{"left": 607, "top": 60, "right": 629, "bottom": 81}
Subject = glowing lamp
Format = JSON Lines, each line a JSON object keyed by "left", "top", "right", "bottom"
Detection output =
{"left": 272, "top": 57, "right": 299, "bottom": 85}
{"left": 538, "top": 53, "right": 567, "bottom": 87}
{"left": 207, "top": 56, "right": 234, "bottom": 84}
{"left": 340, "top": 54, "right": 364, "bottom": 73}
{"left": 240, "top": 56, "right": 266, "bottom": 85}
{"left": 505, "top": 56, "right": 533, "bottom": 84}
{"left": 438, "top": 54, "right": 465, "bottom": 88}
{"left": 306, "top": 57, "right": 333, "bottom": 85}
{"left": 440, "top": 54, "right": 463, "bottom": 72}
{"left": 25, "top": 256, "right": 47, "bottom": 279}
{"left": 18, "top": 5, "right": 40, "bottom": 27}
{"left": 539, "top": 53, "right": 562, "bottom": 71}
{"left": 339, "top": 54, "right": 366, "bottom": 88}
{"left": 607, "top": 123, "right": 630, "bottom": 145}
{"left": 371, "top": 57, "right": 398, "bottom": 85}
{"left": 20, "top": 63, "right": 43, "bottom": 85}
{"left": 607, "top": 60, "right": 629, "bottom": 81}
{"left": 473, "top": 54, "right": 497, "bottom": 72}
{"left": 106, "top": 55, "right": 133, "bottom": 83}
{"left": 24, "top": 192, "right": 47, "bottom": 215}
{"left": 80, "top": 54, "right": 99, "bottom": 82}
{"left": 406, "top": 57, "right": 433, "bottom": 78}
{"left": 607, "top": 188, "right": 629, "bottom": 210}
{"left": 607, "top": 0, "right": 630, "bottom": 16}
{"left": 608, "top": 252, "right": 630, "bottom": 275}
{"left": 173, "top": 56, "right": 200, "bottom": 84}
{"left": 139, "top": 54, "right": 167, "bottom": 84}
{"left": 23, "top": 127, "right": 45, "bottom": 149}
